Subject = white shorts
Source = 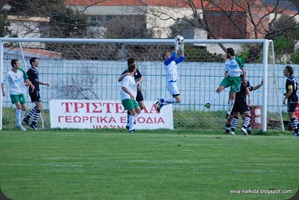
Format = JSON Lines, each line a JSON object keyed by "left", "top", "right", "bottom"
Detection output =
{"left": 166, "top": 81, "right": 180, "bottom": 96}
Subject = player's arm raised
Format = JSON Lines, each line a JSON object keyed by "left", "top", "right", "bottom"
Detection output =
{"left": 252, "top": 79, "right": 263, "bottom": 90}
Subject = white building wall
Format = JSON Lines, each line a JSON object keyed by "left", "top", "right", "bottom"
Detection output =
{"left": 7, "top": 16, "right": 49, "bottom": 48}
{"left": 68, "top": 5, "right": 204, "bottom": 39}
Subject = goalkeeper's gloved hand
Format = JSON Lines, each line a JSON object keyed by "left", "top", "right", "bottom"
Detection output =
{"left": 179, "top": 42, "right": 184, "bottom": 52}
{"left": 174, "top": 38, "right": 179, "bottom": 51}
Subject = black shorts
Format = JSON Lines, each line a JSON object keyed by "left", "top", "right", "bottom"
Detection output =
{"left": 287, "top": 102, "right": 297, "bottom": 113}
{"left": 232, "top": 101, "right": 249, "bottom": 114}
{"left": 136, "top": 90, "right": 144, "bottom": 102}
{"left": 29, "top": 91, "right": 41, "bottom": 102}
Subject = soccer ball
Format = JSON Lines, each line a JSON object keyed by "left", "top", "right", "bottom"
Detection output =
{"left": 175, "top": 35, "right": 184, "bottom": 44}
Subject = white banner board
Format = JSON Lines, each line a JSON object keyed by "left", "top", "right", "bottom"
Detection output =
{"left": 49, "top": 100, "right": 173, "bottom": 130}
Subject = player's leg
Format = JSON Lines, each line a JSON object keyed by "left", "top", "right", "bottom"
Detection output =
{"left": 122, "top": 99, "right": 136, "bottom": 132}
{"left": 23, "top": 91, "right": 38, "bottom": 125}
{"left": 125, "top": 110, "right": 130, "bottom": 129}
{"left": 156, "top": 82, "right": 180, "bottom": 112}
{"left": 29, "top": 101, "right": 42, "bottom": 131}
{"left": 134, "top": 103, "right": 141, "bottom": 124}
{"left": 27, "top": 92, "right": 42, "bottom": 131}
{"left": 288, "top": 102, "right": 299, "bottom": 136}
{"left": 227, "top": 92, "right": 236, "bottom": 116}
{"left": 225, "top": 116, "right": 233, "bottom": 134}
{"left": 15, "top": 102, "right": 21, "bottom": 124}
{"left": 246, "top": 124, "right": 252, "bottom": 135}
{"left": 128, "top": 91, "right": 144, "bottom": 129}
{"left": 128, "top": 101, "right": 141, "bottom": 133}
{"left": 227, "top": 77, "right": 241, "bottom": 115}
{"left": 128, "top": 109, "right": 136, "bottom": 133}
{"left": 240, "top": 107, "right": 252, "bottom": 134}
{"left": 230, "top": 114, "right": 238, "bottom": 135}
{"left": 205, "top": 86, "right": 224, "bottom": 108}
{"left": 205, "top": 77, "right": 228, "bottom": 108}
{"left": 241, "top": 110, "right": 251, "bottom": 135}
{"left": 136, "top": 91, "right": 145, "bottom": 110}
{"left": 160, "top": 94, "right": 181, "bottom": 105}
{"left": 11, "top": 95, "right": 26, "bottom": 131}
{"left": 165, "top": 82, "right": 180, "bottom": 104}
{"left": 23, "top": 106, "right": 36, "bottom": 125}
{"left": 16, "top": 103, "right": 26, "bottom": 131}
{"left": 225, "top": 101, "right": 239, "bottom": 133}
{"left": 19, "top": 94, "right": 27, "bottom": 130}
{"left": 20, "top": 104, "right": 26, "bottom": 120}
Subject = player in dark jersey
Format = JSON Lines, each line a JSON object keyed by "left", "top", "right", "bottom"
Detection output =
{"left": 22, "top": 57, "right": 50, "bottom": 131}
{"left": 283, "top": 65, "right": 299, "bottom": 137}
{"left": 118, "top": 58, "right": 144, "bottom": 129}
{"left": 225, "top": 78, "right": 263, "bottom": 135}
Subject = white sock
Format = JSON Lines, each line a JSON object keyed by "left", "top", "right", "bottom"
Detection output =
{"left": 227, "top": 100, "right": 235, "bottom": 114}
{"left": 21, "top": 110, "right": 25, "bottom": 119}
{"left": 16, "top": 109, "right": 22, "bottom": 125}
{"left": 208, "top": 92, "right": 219, "bottom": 103}
{"left": 165, "top": 98, "right": 177, "bottom": 105}
{"left": 129, "top": 115, "right": 135, "bottom": 131}
{"left": 231, "top": 117, "right": 238, "bottom": 130}
{"left": 134, "top": 113, "right": 139, "bottom": 122}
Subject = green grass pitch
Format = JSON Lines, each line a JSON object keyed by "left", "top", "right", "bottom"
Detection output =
{"left": 0, "top": 129, "right": 298, "bottom": 200}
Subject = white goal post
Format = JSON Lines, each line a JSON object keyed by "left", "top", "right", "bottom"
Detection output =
{"left": 0, "top": 37, "right": 283, "bottom": 133}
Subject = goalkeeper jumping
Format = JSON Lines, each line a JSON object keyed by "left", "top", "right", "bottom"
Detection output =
{"left": 155, "top": 36, "right": 185, "bottom": 112}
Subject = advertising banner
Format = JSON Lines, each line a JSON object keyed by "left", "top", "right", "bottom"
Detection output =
{"left": 49, "top": 100, "right": 173, "bottom": 129}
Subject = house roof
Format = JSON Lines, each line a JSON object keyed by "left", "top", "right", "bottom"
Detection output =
{"left": 11, "top": 48, "right": 62, "bottom": 59}
{"left": 202, "top": 0, "right": 266, "bottom": 12}
{"left": 63, "top": 0, "right": 266, "bottom": 12}
{"left": 64, "top": 0, "right": 297, "bottom": 14}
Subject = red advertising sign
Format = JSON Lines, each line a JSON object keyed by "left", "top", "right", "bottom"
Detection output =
{"left": 49, "top": 100, "right": 173, "bottom": 129}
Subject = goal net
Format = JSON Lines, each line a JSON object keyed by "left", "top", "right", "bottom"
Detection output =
{"left": 0, "top": 38, "right": 285, "bottom": 133}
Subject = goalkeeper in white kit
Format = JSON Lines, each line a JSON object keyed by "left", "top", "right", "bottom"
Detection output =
{"left": 156, "top": 35, "right": 185, "bottom": 112}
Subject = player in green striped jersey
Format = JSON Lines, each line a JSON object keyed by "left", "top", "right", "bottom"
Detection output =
{"left": 205, "top": 47, "right": 246, "bottom": 118}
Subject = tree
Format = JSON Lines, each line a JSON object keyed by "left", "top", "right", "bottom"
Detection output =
{"left": 134, "top": 0, "right": 299, "bottom": 61}
{"left": 8, "top": 0, "right": 31, "bottom": 14}
{"left": 55, "top": 68, "right": 102, "bottom": 100}
{"left": 271, "top": 15, "right": 299, "bottom": 63}
{"left": 106, "top": 15, "right": 153, "bottom": 39}
{"left": 144, "top": 0, "right": 299, "bottom": 39}
{"left": 49, "top": 6, "right": 88, "bottom": 38}
{"left": 168, "top": 17, "right": 202, "bottom": 39}
{"left": 290, "top": 48, "right": 299, "bottom": 63}
{"left": 8, "top": 0, "right": 88, "bottom": 38}
{"left": 7, "top": 0, "right": 156, "bottom": 39}
{"left": 0, "top": 10, "right": 12, "bottom": 37}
